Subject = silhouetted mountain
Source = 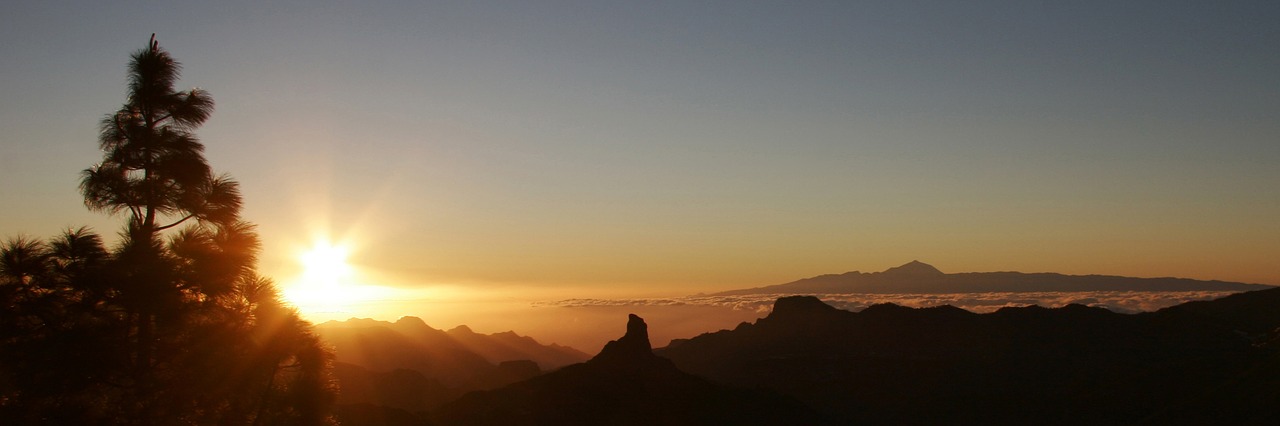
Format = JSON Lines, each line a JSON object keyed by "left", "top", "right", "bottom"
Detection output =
{"left": 332, "top": 362, "right": 457, "bottom": 413}
{"left": 331, "top": 359, "right": 549, "bottom": 422}
{"left": 446, "top": 325, "right": 590, "bottom": 370}
{"left": 317, "top": 316, "right": 592, "bottom": 424}
{"left": 1156, "top": 286, "right": 1280, "bottom": 334}
{"left": 315, "top": 317, "right": 495, "bottom": 388}
{"left": 715, "top": 260, "right": 1273, "bottom": 295}
{"left": 316, "top": 317, "right": 589, "bottom": 388}
{"left": 431, "top": 314, "right": 830, "bottom": 426}
{"left": 657, "top": 289, "right": 1280, "bottom": 424}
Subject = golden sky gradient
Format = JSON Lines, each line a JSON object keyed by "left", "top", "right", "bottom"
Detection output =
{"left": 2, "top": 2, "right": 1277, "bottom": 321}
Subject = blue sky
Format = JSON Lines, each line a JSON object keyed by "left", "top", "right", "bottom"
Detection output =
{"left": 2, "top": 1, "right": 1278, "bottom": 299}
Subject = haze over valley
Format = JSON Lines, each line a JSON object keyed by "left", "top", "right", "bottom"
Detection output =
{"left": 314, "top": 286, "right": 1280, "bottom": 424}
{"left": 312, "top": 261, "right": 1272, "bottom": 353}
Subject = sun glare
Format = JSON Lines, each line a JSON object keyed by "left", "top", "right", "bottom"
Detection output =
{"left": 299, "top": 241, "right": 352, "bottom": 287}
{"left": 284, "top": 239, "right": 371, "bottom": 313}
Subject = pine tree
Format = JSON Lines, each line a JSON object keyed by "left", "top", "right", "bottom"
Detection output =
{"left": 1, "top": 35, "right": 336, "bottom": 425}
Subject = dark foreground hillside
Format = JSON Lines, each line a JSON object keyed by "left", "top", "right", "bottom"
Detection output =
{"left": 658, "top": 288, "right": 1280, "bottom": 424}
{"left": 429, "top": 314, "right": 828, "bottom": 426}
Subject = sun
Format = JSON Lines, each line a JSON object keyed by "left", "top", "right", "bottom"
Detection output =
{"left": 280, "top": 237, "right": 402, "bottom": 320}
{"left": 284, "top": 240, "right": 358, "bottom": 310}
{"left": 299, "top": 241, "right": 352, "bottom": 287}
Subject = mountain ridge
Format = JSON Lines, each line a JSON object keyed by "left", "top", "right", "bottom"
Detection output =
{"left": 315, "top": 315, "right": 592, "bottom": 420}
{"left": 429, "top": 314, "right": 830, "bottom": 425}
{"left": 658, "top": 289, "right": 1280, "bottom": 424}
{"left": 714, "top": 261, "right": 1273, "bottom": 295}
{"left": 316, "top": 316, "right": 590, "bottom": 374}
{"left": 330, "top": 290, "right": 1280, "bottom": 424}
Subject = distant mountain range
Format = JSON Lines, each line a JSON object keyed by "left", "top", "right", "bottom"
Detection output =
{"left": 331, "top": 289, "right": 1280, "bottom": 425}
{"left": 714, "top": 260, "right": 1274, "bottom": 295}
{"left": 316, "top": 317, "right": 589, "bottom": 380}
{"left": 658, "top": 289, "right": 1280, "bottom": 424}
{"left": 314, "top": 317, "right": 590, "bottom": 415}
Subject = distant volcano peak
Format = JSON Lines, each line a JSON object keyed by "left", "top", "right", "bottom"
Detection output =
{"left": 882, "top": 260, "right": 944, "bottom": 275}
{"left": 711, "top": 260, "right": 1272, "bottom": 297}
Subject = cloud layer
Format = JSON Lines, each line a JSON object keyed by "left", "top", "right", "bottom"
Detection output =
{"left": 539, "top": 291, "right": 1245, "bottom": 315}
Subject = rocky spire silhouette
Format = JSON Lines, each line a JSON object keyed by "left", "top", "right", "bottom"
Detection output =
{"left": 431, "top": 312, "right": 832, "bottom": 425}
{"left": 590, "top": 313, "right": 658, "bottom": 366}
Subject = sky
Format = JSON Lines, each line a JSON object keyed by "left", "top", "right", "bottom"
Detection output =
{"left": 3, "top": 1, "right": 1279, "bottom": 313}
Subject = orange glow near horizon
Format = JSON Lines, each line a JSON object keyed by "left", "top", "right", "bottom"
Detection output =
{"left": 283, "top": 238, "right": 398, "bottom": 316}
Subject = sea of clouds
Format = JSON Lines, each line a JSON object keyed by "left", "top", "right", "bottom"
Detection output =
{"left": 538, "top": 291, "right": 1245, "bottom": 315}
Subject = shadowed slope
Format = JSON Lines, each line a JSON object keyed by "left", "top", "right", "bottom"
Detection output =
{"left": 331, "top": 362, "right": 456, "bottom": 413}
{"left": 318, "top": 316, "right": 593, "bottom": 425}
{"left": 431, "top": 314, "right": 829, "bottom": 426}
{"left": 315, "top": 317, "right": 494, "bottom": 387}
{"left": 446, "top": 325, "right": 590, "bottom": 370}
{"left": 658, "top": 290, "right": 1280, "bottom": 424}
{"left": 316, "top": 317, "right": 589, "bottom": 387}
